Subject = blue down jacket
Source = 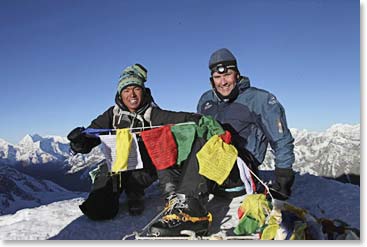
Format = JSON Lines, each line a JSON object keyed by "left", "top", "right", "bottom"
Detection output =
{"left": 197, "top": 76, "right": 295, "bottom": 169}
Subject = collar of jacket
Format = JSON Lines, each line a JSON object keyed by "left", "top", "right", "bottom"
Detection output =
{"left": 237, "top": 76, "right": 251, "bottom": 92}
{"left": 112, "top": 105, "right": 153, "bottom": 129}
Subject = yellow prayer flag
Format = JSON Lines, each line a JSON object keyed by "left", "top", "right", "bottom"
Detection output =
{"left": 112, "top": 129, "right": 133, "bottom": 172}
{"left": 238, "top": 194, "right": 271, "bottom": 226}
{"left": 261, "top": 224, "right": 280, "bottom": 240}
{"left": 196, "top": 135, "right": 238, "bottom": 185}
{"left": 260, "top": 209, "right": 282, "bottom": 240}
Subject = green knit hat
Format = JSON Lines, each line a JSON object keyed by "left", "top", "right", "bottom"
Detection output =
{"left": 117, "top": 64, "right": 147, "bottom": 94}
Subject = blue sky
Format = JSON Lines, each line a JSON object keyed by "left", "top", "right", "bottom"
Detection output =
{"left": 0, "top": 0, "right": 360, "bottom": 144}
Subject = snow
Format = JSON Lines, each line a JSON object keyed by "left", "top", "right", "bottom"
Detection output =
{"left": 0, "top": 198, "right": 86, "bottom": 240}
{"left": 0, "top": 166, "right": 85, "bottom": 215}
{"left": 288, "top": 174, "right": 360, "bottom": 229}
{"left": 0, "top": 182, "right": 163, "bottom": 240}
{"left": 0, "top": 172, "right": 360, "bottom": 240}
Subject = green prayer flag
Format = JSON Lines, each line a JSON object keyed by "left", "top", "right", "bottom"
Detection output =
{"left": 170, "top": 123, "right": 197, "bottom": 165}
{"left": 197, "top": 115, "right": 225, "bottom": 140}
{"left": 234, "top": 216, "right": 260, "bottom": 235}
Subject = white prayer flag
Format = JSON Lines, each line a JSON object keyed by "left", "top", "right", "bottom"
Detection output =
{"left": 99, "top": 133, "right": 143, "bottom": 172}
{"left": 236, "top": 157, "right": 255, "bottom": 194}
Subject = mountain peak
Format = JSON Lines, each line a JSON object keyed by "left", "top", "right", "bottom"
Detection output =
{"left": 18, "top": 134, "right": 43, "bottom": 146}
{"left": 327, "top": 123, "right": 360, "bottom": 132}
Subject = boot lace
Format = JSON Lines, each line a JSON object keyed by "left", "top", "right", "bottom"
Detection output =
{"left": 163, "top": 194, "right": 188, "bottom": 216}
{"left": 161, "top": 194, "right": 212, "bottom": 224}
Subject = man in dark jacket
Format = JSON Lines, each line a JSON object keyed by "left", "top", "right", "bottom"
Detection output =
{"left": 68, "top": 64, "right": 202, "bottom": 220}
{"left": 197, "top": 48, "right": 295, "bottom": 200}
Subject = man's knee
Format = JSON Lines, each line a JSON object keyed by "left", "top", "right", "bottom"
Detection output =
{"left": 80, "top": 179, "right": 120, "bottom": 220}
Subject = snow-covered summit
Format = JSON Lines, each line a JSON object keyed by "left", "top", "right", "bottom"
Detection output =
{"left": 1, "top": 134, "right": 70, "bottom": 165}
{"left": 18, "top": 134, "right": 43, "bottom": 146}
{"left": 325, "top": 123, "right": 360, "bottom": 141}
{"left": 0, "top": 139, "right": 18, "bottom": 165}
{"left": 261, "top": 123, "right": 360, "bottom": 178}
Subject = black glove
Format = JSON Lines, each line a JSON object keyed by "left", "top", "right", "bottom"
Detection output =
{"left": 67, "top": 127, "right": 101, "bottom": 154}
{"left": 270, "top": 167, "right": 295, "bottom": 200}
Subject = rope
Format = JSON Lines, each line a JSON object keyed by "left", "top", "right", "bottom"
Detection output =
{"left": 122, "top": 207, "right": 167, "bottom": 240}
{"left": 246, "top": 167, "right": 274, "bottom": 201}
{"left": 122, "top": 231, "right": 139, "bottom": 240}
{"left": 84, "top": 122, "right": 196, "bottom": 136}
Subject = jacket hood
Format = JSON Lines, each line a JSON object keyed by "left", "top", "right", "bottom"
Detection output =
{"left": 237, "top": 76, "right": 251, "bottom": 93}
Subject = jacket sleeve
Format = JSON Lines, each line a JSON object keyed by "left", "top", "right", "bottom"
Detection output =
{"left": 197, "top": 96, "right": 205, "bottom": 114}
{"left": 256, "top": 94, "right": 295, "bottom": 169}
{"left": 87, "top": 106, "right": 114, "bottom": 129}
{"left": 196, "top": 91, "right": 212, "bottom": 114}
{"left": 151, "top": 108, "right": 202, "bottom": 125}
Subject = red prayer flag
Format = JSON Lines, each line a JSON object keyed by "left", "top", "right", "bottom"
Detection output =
{"left": 220, "top": 130, "right": 232, "bottom": 144}
{"left": 238, "top": 206, "right": 245, "bottom": 220}
{"left": 141, "top": 125, "right": 177, "bottom": 170}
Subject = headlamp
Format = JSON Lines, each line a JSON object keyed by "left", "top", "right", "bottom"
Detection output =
{"left": 212, "top": 64, "right": 237, "bottom": 74}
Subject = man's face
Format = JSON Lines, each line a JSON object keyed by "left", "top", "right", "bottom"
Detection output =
{"left": 212, "top": 69, "right": 238, "bottom": 97}
{"left": 120, "top": 85, "right": 143, "bottom": 112}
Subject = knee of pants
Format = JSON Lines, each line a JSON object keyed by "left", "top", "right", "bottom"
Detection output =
{"left": 128, "top": 169, "right": 158, "bottom": 188}
{"left": 157, "top": 167, "right": 182, "bottom": 196}
{"left": 80, "top": 180, "right": 121, "bottom": 220}
{"left": 157, "top": 166, "right": 181, "bottom": 184}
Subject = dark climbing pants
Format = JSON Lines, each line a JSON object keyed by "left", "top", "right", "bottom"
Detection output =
{"left": 80, "top": 163, "right": 157, "bottom": 221}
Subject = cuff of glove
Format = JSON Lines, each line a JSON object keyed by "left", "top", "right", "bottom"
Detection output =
{"left": 275, "top": 167, "right": 294, "bottom": 178}
{"left": 272, "top": 167, "right": 295, "bottom": 200}
{"left": 67, "top": 127, "right": 86, "bottom": 142}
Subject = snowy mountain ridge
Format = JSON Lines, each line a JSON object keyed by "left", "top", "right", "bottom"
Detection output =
{"left": 0, "top": 123, "right": 360, "bottom": 179}
{"left": 0, "top": 165, "right": 85, "bottom": 215}
{"left": 0, "top": 134, "right": 70, "bottom": 165}
{"left": 261, "top": 123, "right": 360, "bottom": 178}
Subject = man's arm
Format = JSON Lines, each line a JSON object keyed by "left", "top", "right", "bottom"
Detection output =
{"left": 88, "top": 106, "right": 114, "bottom": 129}
{"left": 67, "top": 107, "right": 114, "bottom": 154}
{"left": 256, "top": 93, "right": 295, "bottom": 200}
{"left": 257, "top": 93, "right": 295, "bottom": 169}
{"left": 151, "top": 108, "right": 202, "bottom": 125}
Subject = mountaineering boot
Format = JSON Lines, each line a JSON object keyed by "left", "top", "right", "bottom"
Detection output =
{"left": 128, "top": 198, "right": 145, "bottom": 216}
{"left": 149, "top": 193, "right": 212, "bottom": 237}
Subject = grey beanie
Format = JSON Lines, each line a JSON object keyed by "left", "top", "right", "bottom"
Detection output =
{"left": 209, "top": 48, "right": 237, "bottom": 70}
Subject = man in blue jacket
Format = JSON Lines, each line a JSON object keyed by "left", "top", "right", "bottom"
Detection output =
{"left": 197, "top": 48, "right": 295, "bottom": 200}
{"left": 148, "top": 49, "right": 295, "bottom": 237}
